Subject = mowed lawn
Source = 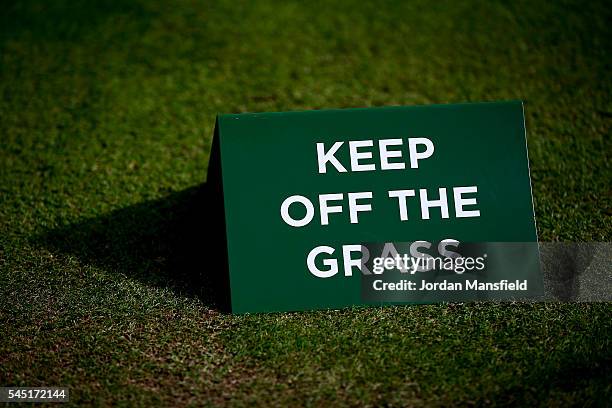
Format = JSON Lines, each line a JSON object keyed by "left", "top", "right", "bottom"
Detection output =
{"left": 1, "top": 0, "right": 611, "bottom": 406}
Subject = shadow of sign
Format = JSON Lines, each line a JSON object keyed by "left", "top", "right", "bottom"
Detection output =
{"left": 35, "top": 184, "right": 231, "bottom": 311}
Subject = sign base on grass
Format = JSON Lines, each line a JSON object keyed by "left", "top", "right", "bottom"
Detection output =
{"left": 207, "top": 101, "right": 542, "bottom": 313}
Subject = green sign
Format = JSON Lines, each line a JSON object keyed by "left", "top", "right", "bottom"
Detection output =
{"left": 208, "top": 101, "right": 542, "bottom": 313}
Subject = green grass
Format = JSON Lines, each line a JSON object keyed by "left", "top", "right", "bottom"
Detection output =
{"left": 1, "top": 0, "right": 611, "bottom": 405}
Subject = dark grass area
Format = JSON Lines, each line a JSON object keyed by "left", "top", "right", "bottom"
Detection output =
{"left": 1, "top": 0, "right": 611, "bottom": 405}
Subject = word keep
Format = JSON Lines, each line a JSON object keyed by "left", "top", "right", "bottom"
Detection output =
{"left": 317, "top": 137, "right": 435, "bottom": 173}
